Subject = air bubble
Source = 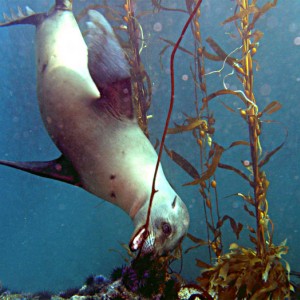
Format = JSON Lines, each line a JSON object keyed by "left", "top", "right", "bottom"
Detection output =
{"left": 182, "top": 74, "right": 189, "bottom": 81}
{"left": 153, "top": 22, "right": 162, "bottom": 32}
{"left": 293, "top": 36, "right": 300, "bottom": 46}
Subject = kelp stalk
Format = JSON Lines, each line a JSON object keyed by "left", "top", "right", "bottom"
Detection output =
{"left": 123, "top": 0, "right": 152, "bottom": 137}
{"left": 240, "top": 0, "right": 265, "bottom": 257}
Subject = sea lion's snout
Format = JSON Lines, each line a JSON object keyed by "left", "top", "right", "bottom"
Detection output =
{"left": 129, "top": 226, "right": 155, "bottom": 254}
{"left": 130, "top": 193, "right": 190, "bottom": 256}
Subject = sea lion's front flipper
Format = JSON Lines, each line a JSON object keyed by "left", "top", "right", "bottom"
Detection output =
{"left": 0, "top": 156, "right": 82, "bottom": 186}
{"left": 0, "top": 7, "right": 45, "bottom": 27}
{"left": 86, "top": 10, "right": 134, "bottom": 120}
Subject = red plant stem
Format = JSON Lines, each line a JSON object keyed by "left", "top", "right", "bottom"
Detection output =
{"left": 144, "top": 0, "right": 203, "bottom": 240}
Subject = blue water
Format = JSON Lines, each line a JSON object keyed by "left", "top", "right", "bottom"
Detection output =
{"left": 0, "top": 0, "right": 299, "bottom": 294}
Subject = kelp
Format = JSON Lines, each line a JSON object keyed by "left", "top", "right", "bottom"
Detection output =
{"left": 151, "top": 0, "right": 188, "bottom": 14}
{"left": 167, "top": 118, "right": 207, "bottom": 134}
{"left": 153, "top": 0, "right": 291, "bottom": 298}
{"left": 205, "top": 37, "right": 244, "bottom": 75}
{"left": 164, "top": 146, "right": 200, "bottom": 180}
{"left": 121, "top": 0, "right": 153, "bottom": 137}
{"left": 197, "top": 242, "right": 291, "bottom": 299}
{"left": 203, "top": 88, "right": 248, "bottom": 105}
{"left": 183, "top": 143, "right": 224, "bottom": 186}
{"left": 198, "top": 0, "right": 290, "bottom": 298}
{"left": 216, "top": 215, "right": 243, "bottom": 240}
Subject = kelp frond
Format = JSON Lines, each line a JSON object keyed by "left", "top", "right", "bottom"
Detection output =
{"left": 197, "top": 242, "right": 292, "bottom": 300}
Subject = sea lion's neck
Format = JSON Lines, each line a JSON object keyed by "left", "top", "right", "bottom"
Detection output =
{"left": 127, "top": 165, "right": 173, "bottom": 220}
{"left": 129, "top": 197, "right": 148, "bottom": 220}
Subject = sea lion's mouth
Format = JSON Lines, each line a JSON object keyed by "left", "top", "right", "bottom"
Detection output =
{"left": 129, "top": 226, "right": 155, "bottom": 253}
{"left": 141, "top": 231, "right": 155, "bottom": 253}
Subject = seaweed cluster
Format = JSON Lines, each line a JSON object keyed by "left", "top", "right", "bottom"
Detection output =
{"left": 110, "top": 253, "right": 180, "bottom": 299}
{"left": 197, "top": 242, "right": 290, "bottom": 299}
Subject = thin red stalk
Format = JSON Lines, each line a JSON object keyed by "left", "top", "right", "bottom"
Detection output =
{"left": 144, "top": 0, "right": 203, "bottom": 239}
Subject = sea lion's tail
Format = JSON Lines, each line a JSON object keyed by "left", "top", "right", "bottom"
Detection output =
{"left": 0, "top": 6, "right": 44, "bottom": 27}
{"left": 55, "top": 0, "right": 73, "bottom": 11}
{"left": 0, "top": 1, "right": 73, "bottom": 28}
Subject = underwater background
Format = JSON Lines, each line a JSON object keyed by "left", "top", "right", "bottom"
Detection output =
{"left": 0, "top": 0, "right": 299, "bottom": 294}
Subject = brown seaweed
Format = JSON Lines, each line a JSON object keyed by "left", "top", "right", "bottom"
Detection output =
{"left": 154, "top": 0, "right": 291, "bottom": 298}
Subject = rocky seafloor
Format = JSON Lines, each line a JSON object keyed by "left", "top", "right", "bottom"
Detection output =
{"left": 0, "top": 253, "right": 208, "bottom": 300}
{"left": 0, "top": 277, "right": 156, "bottom": 300}
{"left": 0, "top": 274, "right": 204, "bottom": 300}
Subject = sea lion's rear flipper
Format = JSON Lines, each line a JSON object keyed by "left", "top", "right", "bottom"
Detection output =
{"left": 86, "top": 10, "right": 134, "bottom": 120}
{"left": 0, "top": 0, "right": 74, "bottom": 28}
{"left": 0, "top": 7, "right": 45, "bottom": 27}
{"left": 0, "top": 156, "right": 82, "bottom": 186}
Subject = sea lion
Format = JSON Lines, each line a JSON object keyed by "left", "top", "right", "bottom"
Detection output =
{"left": 0, "top": 0, "right": 189, "bottom": 255}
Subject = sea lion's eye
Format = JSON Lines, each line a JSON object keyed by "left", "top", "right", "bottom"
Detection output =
{"left": 162, "top": 222, "right": 172, "bottom": 236}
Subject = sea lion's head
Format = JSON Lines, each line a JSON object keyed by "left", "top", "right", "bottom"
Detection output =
{"left": 129, "top": 191, "right": 189, "bottom": 256}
